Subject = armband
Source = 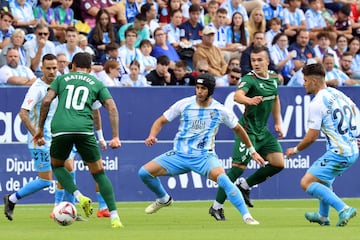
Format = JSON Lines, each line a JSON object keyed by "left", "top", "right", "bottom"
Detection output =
{"left": 248, "top": 146, "right": 256, "bottom": 155}
{"left": 293, "top": 146, "right": 299, "bottom": 153}
{"left": 96, "top": 130, "right": 104, "bottom": 141}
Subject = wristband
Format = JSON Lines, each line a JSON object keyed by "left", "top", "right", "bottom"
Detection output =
{"left": 96, "top": 130, "right": 104, "bottom": 141}
{"left": 293, "top": 146, "right": 299, "bottom": 153}
{"left": 248, "top": 146, "right": 256, "bottom": 155}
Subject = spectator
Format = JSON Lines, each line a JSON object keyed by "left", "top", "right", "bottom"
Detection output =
{"left": 220, "top": 0, "right": 248, "bottom": 25}
{"left": 339, "top": 51, "right": 354, "bottom": 77}
{"left": 97, "top": 60, "right": 122, "bottom": 87}
{"left": 270, "top": 33, "right": 296, "bottom": 85}
{"left": 117, "top": 0, "right": 140, "bottom": 24}
{"left": 146, "top": 55, "right": 176, "bottom": 85}
{"left": 216, "top": 66, "right": 242, "bottom": 86}
{"left": 263, "top": 0, "right": 284, "bottom": 24}
{"left": 313, "top": 31, "right": 339, "bottom": 67}
{"left": 0, "top": 11, "right": 14, "bottom": 49}
{"left": 120, "top": 60, "right": 150, "bottom": 87}
{"left": 118, "top": 13, "right": 148, "bottom": 48}
{"left": 54, "top": 0, "right": 75, "bottom": 43}
{"left": 163, "top": 9, "right": 182, "bottom": 49}
{"left": 334, "top": 34, "right": 348, "bottom": 59}
{"left": 0, "top": 28, "right": 29, "bottom": 67}
{"left": 158, "top": 0, "right": 182, "bottom": 25}
{"left": 265, "top": 17, "right": 282, "bottom": 48}
{"left": 78, "top": 34, "right": 95, "bottom": 59}
{"left": 193, "top": 59, "right": 209, "bottom": 76}
{"left": 173, "top": 60, "right": 196, "bottom": 85}
{"left": 226, "top": 57, "right": 241, "bottom": 74}
{"left": 55, "top": 26, "right": 83, "bottom": 62}
{"left": 10, "top": 0, "right": 38, "bottom": 34}
{"left": 87, "top": 9, "right": 116, "bottom": 63}
{"left": 334, "top": 4, "right": 353, "bottom": 40}
{"left": 193, "top": 26, "right": 227, "bottom": 77}
{"left": 347, "top": 37, "right": 360, "bottom": 79}
{"left": 179, "top": 4, "right": 203, "bottom": 44}
{"left": 139, "top": 39, "right": 157, "bottom": 76}
{"left": 23, "top": 24, "right": 56, "bottom": 76}
{"left": 323, "top": 53, "right": 359, "bottom": 86}
{"left": 151, "top": 27, "right": 180, "bottom": 69}
{"left": 226, "top": 12, "right": 249, "bottom": 51}
{"left": 247, "top": 7, "right": 266, "bottom": 43}
{"left": 181, "top": 0, "right": 205, "bottom": 25}
{"left": 288, "top": 29, "right": 318, "bottom": 71}
{"left": 204, "top": 0, "right": 218, "bottom": 25}
{"left": 56, "top": 52, "right": 69, "bottom": 75}
{"left": 283, "top": 0, "right": 307, "bottom": 44}
{"left": 99, "top": 42, "right": 127, "bottom": 80}
{"left": 350, "top": 1, "right": 360, "bottom": 37}
{"left": 0, "top": 48, "right": 36, "bottom": 86}
{"left": 118, "top": 27, "right": 145, "bottom": 74}
{"left": 240, "top": 31, "right": 277, "bottom": 76}
{"left": 33, "top": 0, "right": 58, "bottom": 42}
{"left": 141, "top": 2, "right": 160, "bottom": 43}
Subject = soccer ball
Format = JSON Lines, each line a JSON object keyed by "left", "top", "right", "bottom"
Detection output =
{"left": 53, "top": 201, "right": 77, "bottom": 226}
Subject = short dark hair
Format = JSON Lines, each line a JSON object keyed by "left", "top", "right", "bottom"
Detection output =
{"left": 105, "top": 42, "right": 119, "bottom": 52}
{"left": 302, "top": 62, "right": 325, "bottom": 77}
{"left": 72, "top": 52, "right": 92, "bottom": 69}
{"left": 42, "top": 53, "right": 57, "bottom": 63}
{"left": 231, "top": 67, "right": 241, "bottom": 74}
{"left": 135, "top": 13, "right": 147, "bottom": 22}
{"left": 316, "top": 31, "right": 330, "bottom": 40}
{"left": 157, "top": 55, "right": 170, "bottom": 66}
{"left": 125, "top": 27, "right": 138, "bottom": 37}
{"left": 141, "top": 2, "right": 153, "bottom": 15}
{"left": 342, "top": 51, "right": 353, "bottom": 58}
{"left": 189, "top": 4, "right": 201, "bottom": 13}
{"left": 175, "top": 60, "right": 187, "bottom": 70}
{"left": 140, "top": 39, "right": 152, "bottom": 48}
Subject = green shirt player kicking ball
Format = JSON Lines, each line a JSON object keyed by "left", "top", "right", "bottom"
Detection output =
{"left": 33, "top": 52, "right": 123, "bottom": 228}
{"left": 209, "top": 46, "right": 285, "bottom": 221}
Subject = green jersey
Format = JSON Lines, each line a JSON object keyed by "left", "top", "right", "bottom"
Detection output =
{"left": 50, "top": 72, "right": 112, "bottom": 136}
{"left": 237, "top": 71, "right": 280, "bottom": 136}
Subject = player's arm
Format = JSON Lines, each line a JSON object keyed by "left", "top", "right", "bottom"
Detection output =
{"left": 93, "top": 108, "right": 106, "bottom": 151}
{"left": 232, "top": 124, "right": 265, "bottom": 166}
{"left": 272, "top": 95, "right": 283, "bottom": 139}
{"left": 234, "top": 89, "right": 263, "bottom": 105}
{"left": 285, "top": 128, "right": 320, "bottom": 158}
{"left": 145, "top": 115, "right": 169, "bottom": 146}
{"left": 19, "top": 108, "right": 36, "bottom": 136}
{"left": 102, "top": 98, "right": 121, "bottom": 149}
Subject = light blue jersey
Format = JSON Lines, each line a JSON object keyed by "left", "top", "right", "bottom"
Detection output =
{"left": 307, "top": 87, "right": 359, "bottom": 157}
{"left": 163, "top": 96, "right": 238, "bottom": 157}
{"left": 20, "top": 78, "right": 58, "bottom": 150}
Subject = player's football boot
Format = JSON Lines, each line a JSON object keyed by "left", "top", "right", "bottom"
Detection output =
{"left": 209, "top": 206, "right": 226, "bottom": 221}
{"left": 79, "top": 195, "right": 93, "bottom": 217}
{"left": 244, "top": 217, "right": 260, "bottom": 225}
{"left": 145, "top": 197, "right": 173, "bottom": 214}
{"left": 4, "top": 194, "right": 15, "bottom": 221}
{"left": 97, "top": 208, "right": 111, "bottom": 218}
{"left": 304, "top": 212, "right": 330, "bottom": 226}
{"left": 111, "top": 216, "right": 124, "bottom": 228}
{"left": 336, "top": 207, "right": 357, "bottom": 227}
{"left": 236, "top": 183, "right": 254, "bottom": 208}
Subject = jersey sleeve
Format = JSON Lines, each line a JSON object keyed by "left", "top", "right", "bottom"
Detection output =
{"left": 98, "top": 85, "right": 113, "bottom": 103}
{"left": 236, "top": 75, "right": 252, "bottom": 93}
{"left": 163, "top": 98, "right": 185, "bottom": 122}
{"left": 307, "top": 100, "right": 323, "bottom": 130}
{"left": 20, "top": 84, "right": 42, "bottom": 110}
{"left": 221, "top": 106, "right": 239, "bottom": 129}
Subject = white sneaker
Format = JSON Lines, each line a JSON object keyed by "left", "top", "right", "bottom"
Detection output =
{"left": 244, "top": 217, "right": 260, "bottom": 225}
{"left": 145, "top": 197, "right": 173, "bottom": 214}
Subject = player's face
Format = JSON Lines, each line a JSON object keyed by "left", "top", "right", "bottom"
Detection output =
{"left": 196, "top": 84, "right": 209, "bottom": 102}
{"left": 41, "top": 59, "right": 58, "bottom": 84}
{"left": 303, "top": 76, "right": 315, "bottom": 94}
{"left": 250, "top": 51, "right": 269, "bottom": 77}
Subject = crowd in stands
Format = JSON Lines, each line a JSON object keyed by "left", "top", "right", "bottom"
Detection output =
{"left": 0, "top": 0, "right": 359, "bottom": 87}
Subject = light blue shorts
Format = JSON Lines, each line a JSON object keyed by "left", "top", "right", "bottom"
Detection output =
{"left": 29, "top": 149, "right": 51, "bottom": 172}
{"left": 153, "top": 150, "right": 222, "bottom": 178}
{"left": 307, "top": 151, "right": 359, "bottom": 186}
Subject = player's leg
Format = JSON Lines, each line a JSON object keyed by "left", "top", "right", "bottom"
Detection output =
{"left": 302, "top": 152, "right": 358, "bottom": 227}
{"left": 96, "top": 183, "right": 110, "bottom": 218}
{"left": 77, "top": 135, "right": 122, "bottom": 228}
{"left": 138, "top": 151, "right": 180, "bottom": 214}
{"left": 210, "top": 136, "right": 248, "bottom": 220}
{"left": 238, "top": 133, "right": 284, "bottom": 207}
{"left": 4, "top": 149, "right": 53, "bottom": 221}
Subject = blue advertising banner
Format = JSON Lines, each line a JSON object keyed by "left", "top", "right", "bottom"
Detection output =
{"left": 0, "top": 87, "right": 359, "bottom": 203}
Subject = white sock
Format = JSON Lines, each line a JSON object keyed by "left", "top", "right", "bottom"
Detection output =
{"left": 110, "top": 210, "right": 119, "bottom": 220}
{"left": 239, "top": 178, "right": 250, "bottom": 190}
{"left": 159, "top": 194, "right": 170, "bottom": 203}
{"left": 243, "top": 213, "right": 252, "bottom": 221}
{"left": 9, "top": 193, "right": 18, "bottom": 203}
{"left": 212, "top": 201, "right": 223, "bottom": 210}
{"left": 73, "top": 190, "right": 81, "bottom": 201}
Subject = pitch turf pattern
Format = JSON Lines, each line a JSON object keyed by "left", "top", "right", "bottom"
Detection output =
{"left": 1, "top": 199, "right": 360, "bottom": 240}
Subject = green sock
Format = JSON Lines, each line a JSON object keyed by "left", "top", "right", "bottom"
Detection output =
{"left": 52, "top": 166, "right": 77, "bottom": 194}
{"left": 246, "top": 165, "right": 283, "bottom": 187}
{"left": 215, "top": 167, "right": 244, "bottom": 204}
{"left": 92, "top": 171, "right": 117, "bottom": 211}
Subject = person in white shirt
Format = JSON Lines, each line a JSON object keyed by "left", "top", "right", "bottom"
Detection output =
{"left": 220, "top": 0, "right": 248, "bottom": 25}
{"left": 96, "top": 60, "right": 122, "bottom": 87}
{"left": 120, "top": 60, "right": 150, "bottom": 87}
{"left": 313, "top": 31, "right": 339, "bottom": 67}
{"left": 0, "top": 48, "right": 36, "bottom": 86}
{"left": 55, "top": 26, "right": 83, "bottom": 62}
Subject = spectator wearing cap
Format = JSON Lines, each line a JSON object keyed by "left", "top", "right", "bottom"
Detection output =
{"left": 193, "top": 26, "right": 227, "bottom": 77}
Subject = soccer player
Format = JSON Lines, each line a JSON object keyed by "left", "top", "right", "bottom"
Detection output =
{"left": 286, "top": 62, "right": 359, "bottom": 227}
{"left": 138, "top": 73, "right": 265, "bottom": 225}
{"left": 33, "top": 52, "right": 123, "bottom": 228}
{"left": 210, "top": 46, "right": 284, "bottom": 220}
{"left": 3, "top": 54, "right": 58, "bottom": 221}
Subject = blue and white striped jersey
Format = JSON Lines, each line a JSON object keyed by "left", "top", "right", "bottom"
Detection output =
{"left": 307, "top": 87, "right": 359, "bottom": 156}
{"left": 163, "top": 96, "right": 238, "bottom": 157}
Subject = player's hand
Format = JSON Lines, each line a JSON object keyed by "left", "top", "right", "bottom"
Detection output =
{"left": 145, "top": 136, "right": 158, "bottom": 146}
{"left": 109, "top": 137, "right": 121, "bottom": 149}
{"left": 248, "top": 96, "right": 263, "bottom": 106}
{"left": 32, "top": 130, "right": 45, "bottom": 146}
{"left": 99, "top": 139, "right": 107, "bottom": 152}
{"left": 251, "top": 152, "right": 265, "bottom": 167}
{"left": 274, "top": 124, "right": 283, "bottom": 139}
{"left": 285, "top": 147, "right": 296, "bottom": 159}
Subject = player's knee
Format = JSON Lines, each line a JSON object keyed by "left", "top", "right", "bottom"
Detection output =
{"left": 38, "top": 178, "right": 53, "bottom": 188}
{"left": 138, "top": 167, "right": 151, "bottom": 180}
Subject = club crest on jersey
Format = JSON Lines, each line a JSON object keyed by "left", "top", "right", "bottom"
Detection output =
{"left": 259, "top": 83, "right": 264, "bottom": 89}
{"left": 273, "top": 80, "right": 278, "bottom": 88}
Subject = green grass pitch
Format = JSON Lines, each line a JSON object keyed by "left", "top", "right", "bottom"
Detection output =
{"left": 1, "top": 199, "right": 359, "bottom": 240}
